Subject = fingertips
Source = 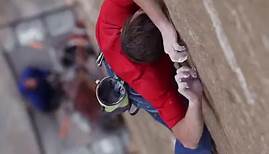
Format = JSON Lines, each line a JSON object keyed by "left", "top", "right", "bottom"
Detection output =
{"left": 177, "top": 66, "right": 198, "bottom": 78}
{"left": 168, "top": 51, "right": 188, "bottom": 63}
{"left": 177, "top": 66, "right": 191, "bottom": 74}
{"left": 174, "top": 44, "right": 186, "bottom": 52}
{"left": 175, "top": 71, "right": 191, "bottom": 79}
{"left": 190, "top": 70, "right": 198, "bottom": 78}
{"left": 177, "top": 81, "right": 189, "bottom": 89}
{"left": 176, "top": 51, "right": 188, "bottom": 63}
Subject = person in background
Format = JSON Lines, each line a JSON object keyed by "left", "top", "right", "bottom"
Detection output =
{"left": 18, "top": 66, "right": 60, "bottom": 113}
{"left": 63, "top": 66, "right": 100, "bottom": 122}
{"left": 58, "top": 34, "right": 103, "bottom": 138}
{"left": 60, "top": 21, "right": 102, "bottom": 81}
{"left": 58, "top": 19, "right": 124, "bottom": 140}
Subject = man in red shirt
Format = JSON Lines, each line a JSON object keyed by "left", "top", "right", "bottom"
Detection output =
{"left": 96, "top": 0, "right": 213, "bottom": 153}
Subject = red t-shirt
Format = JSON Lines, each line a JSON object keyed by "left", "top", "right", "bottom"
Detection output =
{"left": 96, "top": 0, "right": 187, "bottom": 128}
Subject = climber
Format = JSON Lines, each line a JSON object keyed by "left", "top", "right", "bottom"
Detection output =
{"left": 96, "top": 0, "right": 213, "bottom": 153}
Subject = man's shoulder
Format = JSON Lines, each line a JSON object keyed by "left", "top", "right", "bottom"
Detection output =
{"left": 107, "top": 0, "right": 134, "bottom": 7}
{"left": 96, "top": 0, "right": 138, "bottom": 29}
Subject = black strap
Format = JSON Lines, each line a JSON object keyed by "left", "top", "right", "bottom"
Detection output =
{"left": 128, "top": 104, "right": 139, "bottom": 116}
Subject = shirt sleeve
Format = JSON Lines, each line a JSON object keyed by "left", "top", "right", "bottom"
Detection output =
{"left": 96, "top": 0, "right": 138, "bottom": 31}
{"left": 110, "top": 0, "right": 134, "bottom": 7}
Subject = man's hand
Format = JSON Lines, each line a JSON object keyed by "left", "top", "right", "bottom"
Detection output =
{"left": 160, "top": 23, "right": 188, "bottom": 63}
{"left": 133, "top": 0, "right": 188, "bottom": 63}
{"left": 172, "top": 66, "right": 204, "bottom": 149}
{"left": 175, "top": 66, "right": 203, "bottom": 103}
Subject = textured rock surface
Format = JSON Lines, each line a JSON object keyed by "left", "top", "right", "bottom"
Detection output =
{"left": 165, "top": 0, "right": 269, "bottom": 153}
{"left": 123, "top": 110, "right": 174, "bottom": 154}
{"left": 69, "top": 0, "right": 269, "bottom": 153}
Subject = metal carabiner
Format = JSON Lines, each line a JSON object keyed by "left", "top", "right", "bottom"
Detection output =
{"left": 96, "top": 52, "right": 104, "bottom": 67}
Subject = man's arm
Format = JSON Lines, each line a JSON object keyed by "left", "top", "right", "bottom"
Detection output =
{"left": 173, "top": 66, "right": 204, "bottom": 149}
{"left": 133, "top": 0, "right": 204, "bottom": 149}
{"left": 172, "top": 100, "right": 203, "bottom": 149}
{"left": 133, "top": 0, "right": 188, "bottom": 63}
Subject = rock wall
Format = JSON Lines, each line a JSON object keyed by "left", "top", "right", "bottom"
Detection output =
{"left": 165, "top": 0, "right": 269, "bottom": 153}
{"left": 73, "top": 0, "right": 269, "bottom": 153}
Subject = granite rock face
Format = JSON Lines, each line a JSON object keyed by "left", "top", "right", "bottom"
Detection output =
{"left": 165, "top": 0, "right": 269, "bottom": 153}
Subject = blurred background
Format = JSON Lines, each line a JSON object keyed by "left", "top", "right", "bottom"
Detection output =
{"left": 0, "top": 1, "right": 127, "bottom": 154}
{"left": 0, "top": 0, "right": 174, "bottom": 154}
{"left": 1, "top": 0, "right": 269, "bottom": 154}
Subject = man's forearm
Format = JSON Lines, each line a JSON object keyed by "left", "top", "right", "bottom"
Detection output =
{"left": 172, "top": 99, "right": 204, "bottom": 149}
{"left": 133, "top": 0, "right": 188, "bottom": 63}
{"left": 133, "top": 0, "right": 172, "bottom": 32}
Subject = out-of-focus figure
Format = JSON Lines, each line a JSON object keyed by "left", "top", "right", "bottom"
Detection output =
{"left": 18, "top": 67, "right": 61, "bottom": 113}
{"left": 57, "top": 23, "right": 101, "bottom": 139}
{"left": 59, "top": 21, "right": 101, "bottom": 122}
{"left": 63, "top": 66, "right": 100, "bottom": 122}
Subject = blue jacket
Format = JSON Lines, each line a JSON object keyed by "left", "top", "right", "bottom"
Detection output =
{"left": 18, "top": 67, "right": 54, "bottom": 112}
